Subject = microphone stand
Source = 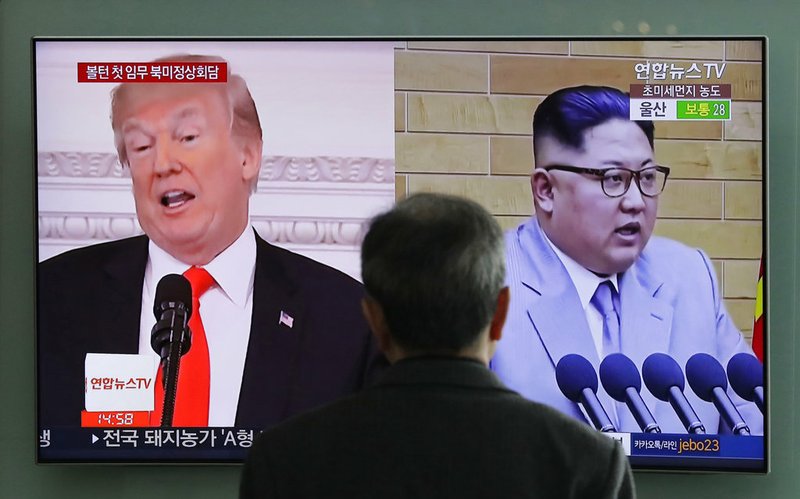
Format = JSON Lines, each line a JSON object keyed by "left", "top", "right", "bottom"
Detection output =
{"left": 161, "top": 334, "right": 183, "bottom": 427}
{"left": 151, "top": 304, "right": 191, "bottom": 428}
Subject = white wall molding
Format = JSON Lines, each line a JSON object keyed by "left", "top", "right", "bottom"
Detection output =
{"left": 39, "top": 215, "right": 367, "bottom": 247}
{"left": 38, "top": 152, "right": 128, "bottom": 178}
{"left": 37, "top": 152, "right": 395, "bottom": 279}
{"left": 260, "top": 156, "right": 394, "bottom": 183}
{"left": 38, "top": 152, "right": 393, "bottom": 184}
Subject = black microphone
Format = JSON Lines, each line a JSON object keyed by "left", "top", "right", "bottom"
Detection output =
{"left": 642, "top": 353, "right": 705, "bottom": 434}
{"left": 686, "top": 353, "right": 750, "bottom": 436}
{"left": 556, "top": 354, "right": 616, "bottom": 432}
{"left": 727, "top": 353, "right": 764, "bottom": 414}
{"left": 599, "top": 353, "right": 661, "bottom": 433}
{"left": 150, "top": 274, "right": 193, "bottom": 427}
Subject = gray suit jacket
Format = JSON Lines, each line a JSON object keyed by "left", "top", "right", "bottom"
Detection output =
{"left": 492, "top": 218, "right": 763, "bottom": 434}
{"left": 240, "top": 357, "right": 635, "bottom": 499}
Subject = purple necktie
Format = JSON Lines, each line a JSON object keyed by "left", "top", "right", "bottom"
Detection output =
{"left": 591, "top": 281, "right": 620, "bottom": 355}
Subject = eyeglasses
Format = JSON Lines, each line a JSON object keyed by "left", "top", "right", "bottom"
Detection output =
{"left": 542, "top": 165, "right": 671, "bottom": 198}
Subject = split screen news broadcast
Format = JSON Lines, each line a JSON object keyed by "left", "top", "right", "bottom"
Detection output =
{"left": 35, "top": 38, "right": 766, "bottom": 471}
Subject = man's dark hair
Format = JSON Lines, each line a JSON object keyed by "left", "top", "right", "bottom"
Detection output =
{"left": 361, "top": 193, "right": 505, "bottom": 353}
{"left": 533, "top": 85, "right": 654, "bottom": 157}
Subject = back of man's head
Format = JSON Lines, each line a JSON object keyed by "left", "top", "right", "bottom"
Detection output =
{"left": 361, "top": 193, "right": 505, "bottom": 355}
{"left": 532, "top": 85, "right": 654, "bottom": 161}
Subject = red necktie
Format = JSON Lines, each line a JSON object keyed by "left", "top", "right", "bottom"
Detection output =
{"left": 150, "top": 266, "right": 215, "bottom": 427}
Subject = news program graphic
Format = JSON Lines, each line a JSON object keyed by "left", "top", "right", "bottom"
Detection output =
{"left": 37, "top": 37, "right": 765, "bottom": 474}
{"left": 629, "top": 62, "right": 733, "bottom": 121}
{"left": 402, "top": 38, "right": 765, "bottom": 473}
{"left": 77, "top": 62, "right": 227, "bottom": 82}
{"left": 630, "top": 83, "right": 732, "bottom": 121}
{"left": 35, "top": 38, "right": 396, "bottom": 464}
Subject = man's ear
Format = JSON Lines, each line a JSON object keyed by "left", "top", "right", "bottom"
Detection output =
{"left": 531, "top": 169, "right": 555, "bottom": 214}
{"left": 488, "top": 287, "right": 510, "bottom": 343}
{"left": 240, "top": 138, "right": 263, "bottom": 184}
{"left": 361, "top": 297, "right": 393, "bottom": 355}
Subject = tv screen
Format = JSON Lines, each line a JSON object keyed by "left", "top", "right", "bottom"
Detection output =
{"left": 36, "top": 37, "right": 765, "bottom": 471}
{"left": 34, "top": 39, "right": 396, "bottom": 463}
{"left": 395, "top": 38, "right": 765, "bottom": 473}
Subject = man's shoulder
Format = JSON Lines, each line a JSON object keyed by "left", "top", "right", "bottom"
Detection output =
{"left": 503, "top": 217, "right": 557, "bottom": 265}
{"left": 502, "top": 391, "right": 620, "bottom": 445}
{"left": 503, "top": 217, "right": 536, "bottom": 245}
{"left": 255, "top": 235, "right": 362, "bottom": 292}
{"left": 39, "top": 236, "right": 148, "bottom": 275}
{"left": 639, "top": 235, "right": 709, "bottom": 271}
{"left": 503, "top": 218, "right": 545, "bottom": 266}
{"left": 245, "top": 388, "right": 630, "bottom": 499}
{"left": 249, "top": 388, "right": 370, "bottom": 452}
{"left": 262, "top": 367, "right": 611, "bottom": 440}
{"left": 487, "top": 393, "right": 627, "bottom": 479}
{"left": 256, "top": 377, "right": 620, "bottom": 464}
{"left": 632, "top": 236, "right": 721, "bottom": 302}
{"left": 643, "top": 235, "right": 702, "bottom": 257}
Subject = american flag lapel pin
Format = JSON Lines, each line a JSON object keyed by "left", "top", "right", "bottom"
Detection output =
{"left": 278, "top": 310, "right": 294, "bottom": 329}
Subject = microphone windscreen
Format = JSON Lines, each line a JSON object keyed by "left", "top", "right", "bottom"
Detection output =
{"left": 727, "top": 353, "right": 763, "bottom": 401}
{"left": 642, "top": 353, "right": 685, "bottom": 401}
{"left": 685, "top": 353, "right": 727, "bottom": 402}
{"left": 556, "top": 354, "right": 598, "bottom": 402}
{"left": 599, "top": 353, "right": 642, "bottom": 401}
{"left": 153, "top": 273, "right": 193, "bottom": 318}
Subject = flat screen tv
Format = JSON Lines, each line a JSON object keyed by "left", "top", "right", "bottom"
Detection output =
{"left": 35, "top": 37, "right": 766, "bottom": 471}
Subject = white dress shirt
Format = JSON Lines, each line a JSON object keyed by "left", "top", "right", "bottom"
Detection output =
{"left": 542, "top": 233, "right": 623, "bottom": 426}
{"left": 138, "top": 227, "right": 256, "bottom": 427}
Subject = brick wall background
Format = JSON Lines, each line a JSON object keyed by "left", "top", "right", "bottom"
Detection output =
{"left": 394, "top": 39, "right": 763, "bottom": 338}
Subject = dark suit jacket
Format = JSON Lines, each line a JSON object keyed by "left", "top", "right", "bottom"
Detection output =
{"left": 240, "top": 357, "right": 635, "bottom": 499}
{"left": 37, "top": 231, "right": 386, "bottom": 429}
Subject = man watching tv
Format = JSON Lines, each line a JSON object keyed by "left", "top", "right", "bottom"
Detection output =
{"left": 240, "top": 192, "right": 635, "bottom": 499}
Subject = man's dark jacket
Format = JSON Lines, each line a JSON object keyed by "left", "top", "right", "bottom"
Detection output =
{"left": 240, "top": 356, "right": 635, "bottom": 499}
